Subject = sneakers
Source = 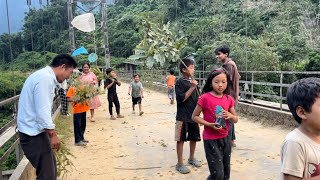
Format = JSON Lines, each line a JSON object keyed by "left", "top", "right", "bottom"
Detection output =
{"left": 176, "top": 164, "right": 190, "bottom": 174}
{"left": 110, "top": 116, "right": 116, "bottom": 120}
{"left": 188, "top": 158, "right": 202, "bottom": 167}
{"left": 75, "top": 141, "right": 87, "bottom": 146}
{"left": 139, "top": 111, "right": 144, "bottom": 116}
{"left": 82, "top": 139, "right": 89, "bottom": 143}
{"left": 117, "top": 114, "right": 125, "bottom": 118}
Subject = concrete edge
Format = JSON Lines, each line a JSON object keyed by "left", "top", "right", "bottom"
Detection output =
{"left": 9, "top": 156, "right": 35, "bottom": 180}
{"left": 237, "top": 102, "right": 298, "bottom": 128}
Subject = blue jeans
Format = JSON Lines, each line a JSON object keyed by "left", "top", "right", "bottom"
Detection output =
{"left": 73, "top": 112, "right": 86, "bottom": 143}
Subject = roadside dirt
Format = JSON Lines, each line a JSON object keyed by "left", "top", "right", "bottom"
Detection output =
{"left": 66, "top": 82, "right": 291, "bottom": 180}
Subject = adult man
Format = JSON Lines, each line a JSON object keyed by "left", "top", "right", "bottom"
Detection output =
{"left": 17, "top": 54, "right": 77, "bottom": 180}
{"left": 215, "top": 45, "right": 241, "bottom": 147}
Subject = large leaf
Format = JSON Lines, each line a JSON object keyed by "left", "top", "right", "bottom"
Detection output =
{"left": 146, "top": 56, "right": 155, "bottom": 68}
{"left": 128, "top": 54, "right": 146, "bottom": 60}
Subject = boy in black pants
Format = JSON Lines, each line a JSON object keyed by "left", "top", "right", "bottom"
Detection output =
{"left": 104, "top": 68, "right": 124, "bottom": 120}
{"left": 174, "top": 56, "right": 202, "bottom": 174}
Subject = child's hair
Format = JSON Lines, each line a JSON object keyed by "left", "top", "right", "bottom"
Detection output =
{"left": 169, "top": 68, "right": 175, "bottom": 75}
{"left": 179, "top": 57, "right": 194, "bottom": 73}
{"left": 214, "top": 45, "right": 230, "bottom": 57}
{"left": 106, "top": 68, "right": 114, "bottom": 75}
{"left": 202, "top": 67, "right": 231, "bottom": 94}
{"left": 286, "top": 77, "right": 320, "bottom": 124}
{"left": 133, "top": 74, "right": 140, "bottom": 78}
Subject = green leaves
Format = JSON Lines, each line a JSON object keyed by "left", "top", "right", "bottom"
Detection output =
{"left": 129, "top": 17, "right": 187, "bottom": 68}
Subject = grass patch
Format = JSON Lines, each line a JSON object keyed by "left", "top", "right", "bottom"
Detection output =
{"left": 55, "top": 114, "right": 73, "bottom": 141}
{"left": 54, "top": 112, "right": 75, "bottom": 179}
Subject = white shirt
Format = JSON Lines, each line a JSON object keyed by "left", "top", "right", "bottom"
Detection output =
{"left": 280, "top": 128, "right": 320, "bottom": 179}
{"left": 17, "top": 66, "right": 58, "bottom": 136}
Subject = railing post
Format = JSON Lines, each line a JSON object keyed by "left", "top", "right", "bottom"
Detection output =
{"left": 280, "top": 73, "right": 283, "bottom": 111}
{"left": 15, "top": 133, "right": 23, "bottom": 164}
{"left": 198, "top": 71, "right": 201, "bottom": 86}
{"left": 251, "top": 72, "right": 254, "bottom": 104}
{"left": 0, "top": 165, "right": 3, "bottom": 180}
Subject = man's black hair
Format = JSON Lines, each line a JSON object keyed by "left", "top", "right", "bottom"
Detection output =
{"left": 214, "top": 45, "right": 230, "bottom": 57}
{"left": 106, "top": 67, "right": 114, "bottom": 75}
{"left": 286, "top": 77, "right": 320, "bottom": 124}
{"left": 179, "top": 56, "right": 194, "bottom": 73}
{"left": 50, "top": 54, "right": 77, "bottom": 68}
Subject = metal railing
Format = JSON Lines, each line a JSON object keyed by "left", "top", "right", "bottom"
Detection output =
{"left": 117, "top": 69, "right": 320, "bottom": 112}
{"left": 0, "top": 92, "right": 61, "bottom": 180}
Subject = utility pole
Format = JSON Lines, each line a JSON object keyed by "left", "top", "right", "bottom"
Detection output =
{"left": 67, "top": 0, "right": 76, "bottom": 52}
{"left": 67, "top": 0, "right": 110, "bottom": 68}
{"left": 101, "top": 0, "right": 110, "bottom": 68}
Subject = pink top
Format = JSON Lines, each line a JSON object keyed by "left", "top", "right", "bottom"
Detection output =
{"left": 198, "top": 93, "right": 234, "bottom": 140}
{"left": 79, "top": 72, "right": 98, "bottom": 85}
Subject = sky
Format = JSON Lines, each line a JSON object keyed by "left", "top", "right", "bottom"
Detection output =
{"left": 0, "top": 0, "right": 46, "bottom": 35}
{"left": 0, "top": 0, "right": 114, "bottom": 35}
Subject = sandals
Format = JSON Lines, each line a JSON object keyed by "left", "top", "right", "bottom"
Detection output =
{"left": 176, "top": 164, "right": 190, "bottom": 174}
{"left": 188, "top": 158, "right": 202, "bottom": 167}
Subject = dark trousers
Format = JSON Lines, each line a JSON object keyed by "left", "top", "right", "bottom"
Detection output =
{"left": 108, "top": 94, "right": 120, "bottom": 116}
{"left": 19, "top": 132, "right": 57, "bottom": 180}
{"left": 228, "top": 122, "right": 236, "bottom": 141}
{"left": 74, "top": 112, "right": 86, "bottom": 143}
{"left": 204, "top": 137, "right": 231, "bottom": 180}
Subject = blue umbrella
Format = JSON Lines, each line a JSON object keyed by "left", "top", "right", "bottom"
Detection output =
{"left": 71, "top": 46, "right": 89, "bottom": 57}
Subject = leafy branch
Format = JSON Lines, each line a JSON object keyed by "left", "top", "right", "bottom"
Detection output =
{"left": 129, "top": 16, "right": 187, "bottom": 68}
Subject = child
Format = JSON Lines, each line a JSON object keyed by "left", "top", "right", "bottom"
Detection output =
{"left": 192, "top": 67, "right": 238, "bottom": 180}
{"left": 215, "top": 45, "right": 240, "bottom": 147}
{"left": 166, "top": 68, "right": 176, "bottom": 104}
{"left": 280, "top": 77, "right": 320, "bottom": 179}
{"left": 104, "top": 68, "right": 124, "bottom": 120}
{"left": 128, "top": 74, "right": 144, "bottom": 116}
{"left": 174, "top": 57, "right": 202, "bottom": 174}
{"left": 66, "top": 84, "right": 90, "bottom": 146}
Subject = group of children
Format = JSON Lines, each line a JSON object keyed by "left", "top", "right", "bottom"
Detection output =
{"left": 172, "top": 53, "right": 238, "bottom": 179}
{"left": 66, "top": 66, "right": 145, "bottom": 146}
{"left": 172, "top": 46, "right": 320, "bottom": 180}
{"left": 65, "top": 45, "right": 320, "bottom": 179}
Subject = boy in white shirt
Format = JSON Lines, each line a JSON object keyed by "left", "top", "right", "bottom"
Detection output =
{"left": 280, "top": 77, "right": 320, "bottom": 179}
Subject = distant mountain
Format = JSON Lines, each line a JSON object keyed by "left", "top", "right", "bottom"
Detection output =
{"left": 0, "top": 0, "right": 46, "bottom": 35}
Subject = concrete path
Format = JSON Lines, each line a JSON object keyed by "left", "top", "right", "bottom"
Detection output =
{"left": 66, "top": 82, "right": 292, "bottom": 180}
